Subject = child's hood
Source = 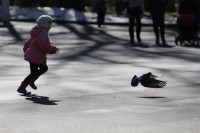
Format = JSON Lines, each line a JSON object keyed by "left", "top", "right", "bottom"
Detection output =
{"left": 30, "top": 26, "right": 44, "bottom": 38}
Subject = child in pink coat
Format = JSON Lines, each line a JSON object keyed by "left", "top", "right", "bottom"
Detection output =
{"left": 17, "top": 15, "right": 60, "bottom": 95}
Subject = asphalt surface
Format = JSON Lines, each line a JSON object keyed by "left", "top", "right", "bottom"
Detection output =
{"left": 0, "top": 21, "right": 200, "bottom": 133}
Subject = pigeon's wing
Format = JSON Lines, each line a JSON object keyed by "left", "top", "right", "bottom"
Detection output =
{"left": 140, "top": 72, "right": 167, "bottom": 88}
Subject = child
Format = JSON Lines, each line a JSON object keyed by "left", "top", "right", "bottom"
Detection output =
{"left": 17, "top": 15, "right": 60, "bottom": 95}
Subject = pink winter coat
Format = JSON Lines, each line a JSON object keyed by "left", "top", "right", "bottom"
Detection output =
{"left": 23, "top": 27, "right": 57, "bottom": 65}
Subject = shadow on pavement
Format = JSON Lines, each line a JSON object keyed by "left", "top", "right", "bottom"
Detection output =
{"left": 139, "top": 96, "right": 166, "bottom": 99}
{"left": 182, "top": 44, "right": 200, "bottom": 48}
{"left": 3, "top": 22, "right": 24, "bottom": 41}
{"left": 25, "top": 94, "right": 61, "bottom": 105}
{"left": 130, "top": 42, "right": 150, "bottom": 48}
{"left": 54, "top": 23, "right": 127, "bottom": 64}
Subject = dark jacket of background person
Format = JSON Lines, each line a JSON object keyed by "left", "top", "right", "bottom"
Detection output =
{"left": 148, "top": 0, "right": 167, "bottom": 13}
{"left": 94, "top": 0, "right": 106, "bottom": 12}
{"left": 179, "top": 0, "right": 199, "bottom": 14}
{"left": 123, "top": 0, "right": 143, "bottom": 17}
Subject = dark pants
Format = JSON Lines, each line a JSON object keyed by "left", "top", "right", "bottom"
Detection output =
{"left": 23, "top": 62, "right": 48, "bottom": 84}
{"left": 150, "top": 12, "right": 165, "bottom": 43}
{"left": 97, "top": 11, "right": 105, "bottom": 27}
{"left": 129, "top": 16, "right": 141, "bottom": 43}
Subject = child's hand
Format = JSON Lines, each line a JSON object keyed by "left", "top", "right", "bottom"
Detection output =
{"left": 56, "top": 48, "right": 60, "bottom": 54}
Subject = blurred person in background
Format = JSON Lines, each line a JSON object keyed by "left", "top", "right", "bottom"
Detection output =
{"left": 94, "top": 0, "right": 107, "bottom": 27}
{"left": 123, "top": 0, "right": 143, "bottom": 45}
{"left": 148, "top": 0, "right": 168, "bottom": 46}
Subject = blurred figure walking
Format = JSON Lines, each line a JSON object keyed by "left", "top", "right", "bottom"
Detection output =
{"left": 123, "top": 0, "right": 143, "bottom": 45}
{"left": 94, "top": 0, "right": 107, "bottom": 27}
{"left": 148, "top": 0, "right": 168, "bottom": 46}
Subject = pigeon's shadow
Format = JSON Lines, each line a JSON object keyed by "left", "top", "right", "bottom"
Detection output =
{"left": 25, "top": 94, "right": 61, "bottom": 105}
{"left": 139, "top": 96, "right": 166, "bottom": 99}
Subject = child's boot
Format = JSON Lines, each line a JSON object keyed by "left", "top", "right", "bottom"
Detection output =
{"left": 29, "top": 78, "right": 38, "bottom": 90}
{"left": 17, "top": 82, "right": 31, "bottom": 95}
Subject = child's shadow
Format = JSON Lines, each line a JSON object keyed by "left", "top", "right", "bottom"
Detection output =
{"left": 25, "top": 94, "right": 61, "bottom": 105}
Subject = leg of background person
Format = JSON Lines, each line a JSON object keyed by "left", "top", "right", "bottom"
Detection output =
{"left": 129, "top": 17, "right": 135, "bottom": 44}
{"left": 151, "top": 13, "right": 160, "bottom": 45}
{"left": 160, "top": 12, "right": 166, "bottom": 44}
{"left": 136, "top": 15, "right": 142, "bottom": 42}
{"left": 97, "top": 12, "right": 101, "bottom": 27}
{"left": 101, "top": 11, "right": 106, "bottom": 26}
